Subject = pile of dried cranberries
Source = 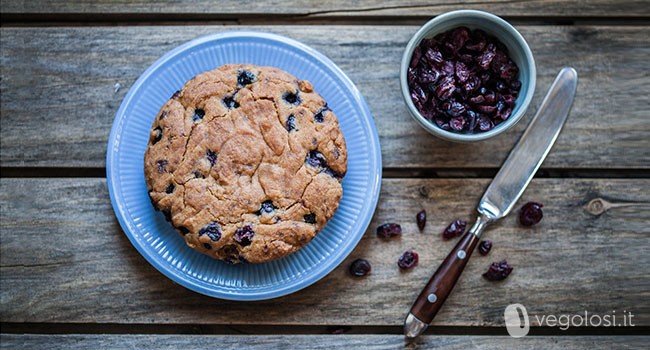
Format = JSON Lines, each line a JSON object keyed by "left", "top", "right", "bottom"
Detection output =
{"left": 408, "top": 26, "right": 521, "bottom": 133}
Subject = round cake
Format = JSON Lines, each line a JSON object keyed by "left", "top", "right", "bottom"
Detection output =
{"left": 144, "top": 64, "right": 348, "bottom": 264}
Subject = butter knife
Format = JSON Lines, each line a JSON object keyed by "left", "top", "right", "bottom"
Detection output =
{"left": 404, "top": 67, "right": 578, "bottom": 338}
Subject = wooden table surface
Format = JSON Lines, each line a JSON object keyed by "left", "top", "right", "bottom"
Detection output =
{"left": 1, "top": 1, "right": 649, "bottom": 349}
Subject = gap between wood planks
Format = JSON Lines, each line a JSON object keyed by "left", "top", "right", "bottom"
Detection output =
{"left": 1, "top": 323, "right": 648, "bottom": 336}
{"left": 1, "top": 14, "right": 650, "bottom": 27}
{"left": 1, "top": 167, "right": 648, "bottom": 179}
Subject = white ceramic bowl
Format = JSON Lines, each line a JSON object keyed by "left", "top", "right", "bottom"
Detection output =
{"left": 400, "top": 10, "right": 536, "bottom": 142}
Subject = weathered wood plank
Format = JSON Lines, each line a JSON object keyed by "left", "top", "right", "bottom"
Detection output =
{"left": 1, "top": 334, "right": 648, "bottom": 350}
{"left": 1, "top": 26, "right": 649, "bottom": 169}
{"left": 1, "top": 178, "right": 649, "bottom": 326}
{"left": 2, "top": 0, "right": 649, "bottom": 17}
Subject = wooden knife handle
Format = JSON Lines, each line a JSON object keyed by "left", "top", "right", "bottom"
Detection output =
{"left": 408, "top": 216, "right": 488, "bottom": 324}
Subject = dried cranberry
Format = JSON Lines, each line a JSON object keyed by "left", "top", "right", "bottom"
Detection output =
{"left": 206, "top": 150, "right": 218, "bottom": 166}
{"left": 497, "top": 107, "right": 512, "bottom": 121}
{"left": 483, "top": 260, "right": 513, "bottom": 281}
{"left": 198, "top": 222, "right": 221, "bottom": 242}
{"left": 314, "top": 106, "right": 328, "bottom": 123}
{"left": 478, "top": 240, "right": 492, "bottom": 255}
{"left": 483, "top": 91, "right": 496, "bottom": 104}
{"left": 416, "top": 210, "right": 426, "bottom": 231}
{"left": 449, "top": 27, "right": 470, "bottom": 52}
{"left": 283, "top": 91, "right": 301, "bottom": 105}
{"left": 192, "top": 108, "right": 205, "bottom": 122}
{"left": 304, "top": 213, "right": 316, "bottom": 224}
{"left": 435, "top": 117, "right": 450, "bottom": 130}
{"left": 306, "top": 150, "right": 327, "bottom": 168}
{"left": 469, "top": 95, "right": 485, "bottom": 105}
{"left": 376, "top": 223, "right": 402, "bottom": 238}
{"left": 478, "top": 115, "right": 494, "bottom": 131}
{"left": 446, "top": 100, "right": 466, "bottom": 117}
{"left": 349, "top": 258, "right": 371, "bottom": 277}
{"left": 398, "top": 250, "right": 419, "bottom": 270}
{"left": 477, "top": 104, "right": 497, "bottom": 115}
{"left": 286, "top": 114, "right": 297, "bottom": 131}
{"left": 417, "top": 68, "right": 440, "bottom": 84}
{"left": 237, "top": 70, "right": 256, "bottom": 87}
{"left": 449, "top": 116, "right": 465, "bottom": 131}
{"left": 424, "top": 48, "right": 444, "bottom": 66}
{"left": 478, "top": 43, "right": 496, "bottom": 70}
{"left": 455, "top": 61, "right": 470, "bottom": 84}
{"left": 223, "top": 95, "right": 239, "bottom": 109}
{"left": 156, "top": 160, "right": 168, "bottom": 173}
{"left": 435, "top": 76, "right": 455, "bottom": 101}
{"left": 442, "top": 219, "right": 467, "bottom": 240}
{"left": 463, "top": 76, "right": 481, "bottom": 94}
{"left": 441, "top": 60, "right": 455, "bottom": 76}
{"left": 257, "top": 200, "right": 276, "bottom": 215}
{"left": 234, "top": 225, "right": 255, "bottom": 246}
{"left": 519, "top": 202, "right": 544, "bottom": 226}
{"left": 410, "top": 84, "right": 428, "bottom": 109}
{"left": 502, "top": 94, "right": 516, "bottom": 106}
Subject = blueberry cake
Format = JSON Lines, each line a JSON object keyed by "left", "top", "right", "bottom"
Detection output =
{"left": 144, "top": 64, "right": 347, "bottom": 264}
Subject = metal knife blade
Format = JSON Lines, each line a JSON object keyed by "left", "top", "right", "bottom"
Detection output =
{"left": 478, "top": 67, "right": 578, "bottom": 220}
{"left": 404, "top": 67, "right": 578, "bottom": 338}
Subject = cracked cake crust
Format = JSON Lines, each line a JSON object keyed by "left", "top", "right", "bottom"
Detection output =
{"left": 144, "top": 64, "right": 347, "bottom": 264}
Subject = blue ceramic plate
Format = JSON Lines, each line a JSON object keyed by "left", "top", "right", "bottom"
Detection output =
{"left": 106, "top": 31, "right": 382, "bottom": 300}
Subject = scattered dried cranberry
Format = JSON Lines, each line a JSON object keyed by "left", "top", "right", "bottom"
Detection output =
{"left": 478, "top": 240, "right": 492, "bottom": 255}
{"left": 519, "top": 202, "right": 544, "bottom": 226}
{"left": 398, "top": 250, "right": 419, "bottom": 270}
{"left": 349, "top": 258, "right": 371, "bottom": 277}
{"left": 416, "top": 210, "right": 426, "bottom": 231}
{"left": 442, "top": 219, "right": 467, "bottom": 239}
{"left": 376, "top": 223, "right": 402, "bottom": 238}
{"left": 483, "top": 260, "right": 513, "bottom": 281}
{"left": 408, "top": 26, "right": 521, "bottom": 134}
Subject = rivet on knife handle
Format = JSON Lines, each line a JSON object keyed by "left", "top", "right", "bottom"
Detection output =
{"left": 404, "top": 215, "right": 490, "bottom": 338}
{"left": 404, "top": 67, "right": 578, "bottom": 339}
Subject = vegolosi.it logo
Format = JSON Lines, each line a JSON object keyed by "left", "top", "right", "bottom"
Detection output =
{"left": 504, "top": 304, "right": 635, "bottom": 337}
{"left": 504, "top": 303, "right": 530, "bottom": 337}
